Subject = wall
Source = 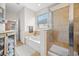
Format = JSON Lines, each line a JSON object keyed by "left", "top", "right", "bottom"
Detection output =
{"left": 24, "top": 7, "right": 36, "bottom": 32}
{"left": 0, "top": 3, "right": 5, "bottom": 32}
{"left": 6, "top": 7, "right": 19, "bottom": 40}
{"left": 19, "top": 7, "right": 36, "bottom": 43}
{"left": 19, "top": 7, "right": 25, "bottom": 43}
{"left": 6, "top": 11, "right": 18, "bottom": 21}
{"left": 0, "top": 3, "right": 5, "bottom": 9}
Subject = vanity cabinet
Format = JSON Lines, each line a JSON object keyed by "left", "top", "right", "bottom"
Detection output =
{"left": 25, "top": 32, "right": 40, "bottom": 52}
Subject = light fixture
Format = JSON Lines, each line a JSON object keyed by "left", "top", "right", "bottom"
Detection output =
{"left": 38, "top": 4, "right": 41, "bottom": 6}
{"left": 16, "top": 3, "right": 20, "bottom": 5}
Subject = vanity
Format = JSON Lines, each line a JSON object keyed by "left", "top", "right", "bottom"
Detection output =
{"left": 24, "top": 31, "right": 40, "bottom": 52}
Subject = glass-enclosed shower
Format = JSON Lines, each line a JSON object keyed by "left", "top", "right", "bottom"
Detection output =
{"left": 47, "top": 4, "right": 79, "bottom": 56}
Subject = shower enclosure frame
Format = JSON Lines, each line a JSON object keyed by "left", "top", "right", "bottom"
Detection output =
{"left": 47, "top": 3, "right": 75, "bottom": 56}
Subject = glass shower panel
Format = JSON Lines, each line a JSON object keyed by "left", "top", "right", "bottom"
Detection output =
{"left": 48, "top": 6, "right": 69, "bottom": 56}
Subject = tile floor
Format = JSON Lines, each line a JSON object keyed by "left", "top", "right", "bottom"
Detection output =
{"left": 15, "top": 40, "right": 40, "bottom": 56}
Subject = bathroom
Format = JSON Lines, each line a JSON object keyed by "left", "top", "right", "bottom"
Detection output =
{"left": 0, "top": 3, "right": 79, "bottom": 56}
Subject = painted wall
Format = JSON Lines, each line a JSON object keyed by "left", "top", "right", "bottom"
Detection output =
{"left": 24, "top": 7, "right": 36, "bottom": 32}
{"left": 6, "top": 11, "right": 18, "bottom": 21}
{"left": 0, "top": 3, "right": 5, "bottom": 32}
{"left": 6, "top": 7, "right": 19, "bottom": 40}
{"left": 19, "top": 7, "right": 36, "bottom": 43}
{"left": 19, "top": 7, "right": 25, "bottom": 43}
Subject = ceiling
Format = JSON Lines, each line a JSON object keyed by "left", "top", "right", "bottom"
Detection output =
{"left": 20, "top": 3, "right": 55, "bottom": 12}
{"left": 6, "top": 3, "right": 23, "bottom": 13}
{"left": 6, "top": 3, "right": 56, "bottom": 13}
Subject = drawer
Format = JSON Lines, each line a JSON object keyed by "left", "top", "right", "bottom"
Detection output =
{"left": 28, "top": 38, "right": 40, "bottom": 52}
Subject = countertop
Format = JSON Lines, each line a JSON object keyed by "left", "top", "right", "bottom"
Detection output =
{"left": 24, "top": 31, "right": 40, "bottom": 39}
{"left": 0, "top": 30, "right": 15, "bottom": 34}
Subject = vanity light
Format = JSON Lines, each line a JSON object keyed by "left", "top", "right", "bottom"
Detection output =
{"left": 38, "top": 4, "right": 41, "bottom": 6}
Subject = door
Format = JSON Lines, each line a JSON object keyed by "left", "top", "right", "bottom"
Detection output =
{"left": 48, "top": 5, "right": 69, "bottom": 56}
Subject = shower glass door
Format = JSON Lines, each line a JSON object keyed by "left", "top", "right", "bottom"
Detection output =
{"left": 48, "top": 5, "right": 69, "bottom": 56}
